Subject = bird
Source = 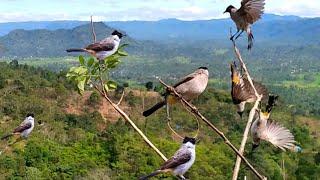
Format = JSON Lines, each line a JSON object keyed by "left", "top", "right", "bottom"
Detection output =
{"left": 224, "top": 0, "right": 265, "bottom": 49}
{"left": 251, "top": 95, "right": 301, "bottom": 152}
{"left": 142, "top": 67, "right": 209, "bottom": 117}
{"left": 1, "top": 113, "right": 35, "bottom": 140}
{"left": 66, "top": 30, "right": 124, "bottom": 61}
{"left": 139, "top": 137, "right": 196, "bottom": 180}
{"left": 230, "top": 62, "right": 268, "bottom": 118}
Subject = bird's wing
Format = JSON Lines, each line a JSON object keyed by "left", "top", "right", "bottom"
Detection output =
{"left": 253, "top": 81, "right": 268, "bottom": 100}
{"left": 237, "top": 0, "right": 265, "bottom": 24}
{"left": 85, "top": 37, "right": 115, "bottom": 52}
{"left": 262, "top": 120, "right": 296, "bottom": 151}
{"left": 13, "top": 121, "right": 32, "bottom": 133}
{"left": 173, "top": 72, "right": 196, "bottom": 88}
{"left": 231, "top": 76, "right": 256, "bottom": 103}
{"left": 160, "top": 149, "right": 191, "bottom": 170}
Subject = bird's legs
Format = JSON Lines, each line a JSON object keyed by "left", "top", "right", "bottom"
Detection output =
{"left": 230, "top": 29, "right": 240, "bottom": 41}
{"left": 235, "top": 30, "right": 244, "bottom": 40}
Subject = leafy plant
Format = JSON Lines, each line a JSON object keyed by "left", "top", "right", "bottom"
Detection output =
{"left": 66, "top": 44, "right": 128, "bottom": 94}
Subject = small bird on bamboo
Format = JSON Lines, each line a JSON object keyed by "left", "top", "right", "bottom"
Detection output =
{"left": 139, "top": 137, "right": 196, "bottom": 180}
{"left": 230, "top": 62, "right": 268, "bottom": 118}
{"left": 66, "top": 30, "right": 124, "bottom": 61}
{"left": 1, "top": 113, "right": 35, "bottom": 140}
{"left": 142, "top": 67, "right": 209, "bottom": 117}
{"left": 224, "top": 0, "right": 265, "bottom": 49}
{"left": 251, "top": 95, "right": 302, "bottom": 152}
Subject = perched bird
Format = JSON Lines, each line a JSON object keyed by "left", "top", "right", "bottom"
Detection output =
{"left": 230, "top": 62, "right": 268, "bottom": 118}
{"left": 143, "top": 67, "right": 209, "bottom": 117}
{"left": 139, "top": 137, "right": 196, "bottom": 180}
{"left": 1, "top": 113, "right": 35, "bottom": 140}
{"left": 251, "top": 96, "right": 301, "bottom": 152}
{"left": 224, "top": 0, "right": 265, "bottom": 49}
{"left": 66, "top": 30, "right": 124, "bottom": 60}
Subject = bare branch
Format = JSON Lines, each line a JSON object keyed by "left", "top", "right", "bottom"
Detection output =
{"left": 230, "top": 40, "right": 264, "bottom": 180}
{"left": 116, "top": 90, "right": 125, "bottom": 106}
{"left": 158, "top": 79, "right": 266, "bottom": 180}
{"left": 90, "top": 16, "right": 97, "bottom": 43}
{"left": 93, "top": 82, "right": 185, "bottom": 179}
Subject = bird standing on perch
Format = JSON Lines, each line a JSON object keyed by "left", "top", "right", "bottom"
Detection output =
{"left": 1, "top": 113, "right": 35, "bottom": 140}
{"left": 251, "top": 95, "right": 302, "bottom": 152}
{"left": 230, "top": 62, "right": 268, "bottom": 118}
{"left": 66, "top": 30, "right": 124, "bottom": 61}
{"left": 142, "top": 67, "right": 209, "bottom": 117}
{"left": 139, "top": 137, "right": 196, "bottom": 180}
{"left": 224, "top": 0, "right": 265, "bottom": 49}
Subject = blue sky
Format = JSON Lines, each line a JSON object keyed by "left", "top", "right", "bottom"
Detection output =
{"left": 0, "top": 0, "right": 319, "bottom": 22}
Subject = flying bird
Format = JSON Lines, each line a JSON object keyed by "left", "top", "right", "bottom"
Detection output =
{"left": 230, "top": 62, "right": 268, "bottom": 118}
{"left": 224, "top": 0, "right": 265, "bottom": 49}
{"left": 1, "top": 113, "right": 35, "bottom": 140}
{"left": 66, "top": 30, "right": 124, "bottom": 61}
{"left": 142, "top": 67, "right": 209, "bottom": 117}
{"left": 139, "top": 137, "right": 196, "bottom": 180}
{"left": 251, "top": 95, "right": 301, "bottom": 152}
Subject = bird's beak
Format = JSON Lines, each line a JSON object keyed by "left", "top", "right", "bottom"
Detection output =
{"left": 223, "top": 11, "right": 227, "bottom": 14}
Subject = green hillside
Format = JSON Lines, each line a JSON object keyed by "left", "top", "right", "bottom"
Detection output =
{"left": 0, "top": 60, "right": 319, "bottom": 179}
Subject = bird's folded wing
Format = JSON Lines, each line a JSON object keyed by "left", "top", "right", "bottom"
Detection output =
{"left": 160, "top": 150, "right": 191, "bottom": 170}
{"left": 13, "top": 122, "right": 32, "bottom": 133}
{"left": 237, "top": 0, "right": 265, "bottom": 24}
{"left": 253, "top": 81, "right": 268, "bottom": 99}
{"left": 85, "top": 38, "right": 115, "bottom": 52}
{"left": 232, "top": 77, "right": 256, "bottom": 103}
{"left": 263, "top": 120, "right": 296, "bottom": 151}
{"left": 173, "top": 73, "right": 195, "bottom": 88}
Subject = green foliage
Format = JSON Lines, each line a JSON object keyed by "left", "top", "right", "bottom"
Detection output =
{"left": 66, "top": 44, "right": 128, "bottom": 95}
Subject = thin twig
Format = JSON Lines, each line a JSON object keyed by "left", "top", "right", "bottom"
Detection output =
{"left": 231, "top": 39, "right": 264, "bottom": 180}
{"left": 159, "top": 79, "right": 266, "bottom": 180}
{"left": 90, "top": 16, "right": 96, "bottom": 43}
{"left": 116, "top": 90, "right": 125, "bottom": 106}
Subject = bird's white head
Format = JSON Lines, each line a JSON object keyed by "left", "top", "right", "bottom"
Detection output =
{"left": 182, "top": 137, "right": 196, "bottom": 149}
{"left": 26, "top": 113, "right": 35, "bottom": 122}
{"left": 111, "top": 30, "right": 124, "bottom": 41}
{"left": 198, "top": 66, "right": 209, "bottom": 77}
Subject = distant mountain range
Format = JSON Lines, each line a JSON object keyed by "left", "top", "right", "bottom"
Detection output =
{"left": 0, "top": 14, "right": 319, "bottom": 58}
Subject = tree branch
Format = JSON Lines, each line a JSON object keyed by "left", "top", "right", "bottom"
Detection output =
{"left": 93, "top": 83, "right": 185, "bottom": 179}
{"left": 158, "top": 79, "right": 266, "bottom": 180}
{"left": 90, "top": 16, "right": 96, "bottom": 43}
{"left": 231, "top": 40, "right": 264, "bottom": 180}
{"left": 116, "top": 90, "right": 125, "bottom": 106}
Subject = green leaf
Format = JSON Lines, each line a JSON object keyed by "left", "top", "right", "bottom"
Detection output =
{"left": 119, "top": 43, "right": 129, "bottom": 49}
{"left": 107, "top": 80, "right": 117, "bottom": 90}
{"left": 79, "top": 55, "right": 85, "bottom": 65}
{"left": 87, "top": 57, "right": 95, "bottom": 67}
{"left": 117, "top": 50, "right": 128, "bottom": 56}
{"left": 77, "top": 79, "right": 85, "bottom": 94}
{"left": 104, "top": 84, "right": 109, "bottom": 92}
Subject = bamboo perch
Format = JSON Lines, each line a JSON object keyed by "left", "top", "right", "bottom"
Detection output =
{"left": 158, "top": 79, "right": 266, "bottom": 180}
{"left": 231, "top": 40, "right": 264, "bottom": 180}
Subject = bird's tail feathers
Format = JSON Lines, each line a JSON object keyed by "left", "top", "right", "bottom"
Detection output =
{"left": 1, "top": 134, "right": 13, "bottom": 140}
{"left": 66, "top": 48, "right": 86, "bottom": 52}
{"left": 139, "top": 170, "right": 162, "bottom": 180}
{"left": 143, "top": 101, "right": 166, "bottom": 117}
{"left": 247, "top": 31, "right": 254, "bottom": 50}
{"left": 265, "top": 121, "right": 296, "bottom": 151}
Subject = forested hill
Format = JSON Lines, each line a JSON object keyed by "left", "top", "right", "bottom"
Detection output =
{"left": 0, "top": 61, "right": 319, "bottom": 179}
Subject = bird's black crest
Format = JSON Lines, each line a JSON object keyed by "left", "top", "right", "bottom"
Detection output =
{"left": 198, "top": 66, "right": 208, "bottom": 70}
{"left": 183, "top": 137, "right": 196, "bottom": 145}
{"left": 224, "top": 5, "right": 235, "bottom": 13}
{"left": 112, "top": 30, "right": 124, "bottom": 39}
{"left": 26, "top": 113, "right": 35, "bottom": 118}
